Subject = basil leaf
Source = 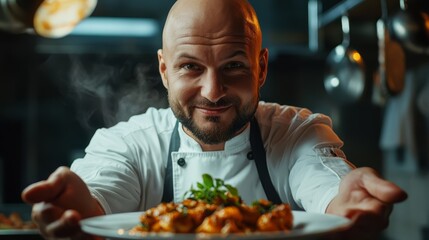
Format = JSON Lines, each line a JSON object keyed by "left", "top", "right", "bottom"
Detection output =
{"left": 197, "top": 182, "right": 205, "bottom": 189}
{"left": 202, "top": 174, "right": 214, "bottom": 188}
{"left": 215, "top": 179, "right": 224, "bottom": 187}
{"left": 225, "top": 184, "right": 238, "bottom": 196}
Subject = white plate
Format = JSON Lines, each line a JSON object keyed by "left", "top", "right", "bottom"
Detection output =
{"left": 80, "top": 210, "right": 351, "bottom": 240}
{"left": 0, "top": 229, "right": 39, "bottom": 235}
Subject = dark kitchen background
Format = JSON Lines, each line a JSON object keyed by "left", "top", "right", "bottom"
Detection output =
{"left": 1, "top": 0, "right": 428, "bottom": 239}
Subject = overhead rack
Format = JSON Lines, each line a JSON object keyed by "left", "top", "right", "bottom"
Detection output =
{"left": 308, "top": 0, "right": 366, "bottom": 51}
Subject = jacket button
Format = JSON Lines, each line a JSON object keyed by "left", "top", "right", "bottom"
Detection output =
{"left": 177, "top": 158, "right": 186, "bottom": 167}
{"left": 247, "top": 151, "right": 254, "bottom": 160}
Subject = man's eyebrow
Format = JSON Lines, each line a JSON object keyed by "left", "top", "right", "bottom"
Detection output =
{"left": 226, "top": 50, "right": 248, "bottom": 59}
{"left": 174, "top": 50, "right": 248, "bottom": 61}
{"left": 175, "top": 53, "right": 200, "bottom": 60}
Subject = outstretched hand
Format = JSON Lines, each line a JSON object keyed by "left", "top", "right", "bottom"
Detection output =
{"left": 21, "top": 166, "right": 104, "bottom": 240}
{"left": 326, "top": 167, "right": 407, "bottom": 239}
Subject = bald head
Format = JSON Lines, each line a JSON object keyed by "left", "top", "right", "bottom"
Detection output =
{"left": 161, "top": 0, "right": 262, "bottom": 52}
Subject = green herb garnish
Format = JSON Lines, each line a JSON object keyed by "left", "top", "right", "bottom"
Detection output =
{"left": 184, "top": 174, "right": 241, "bottom": 205}
{"left": 252, "top": 200, "right": 275, "bottom": 214}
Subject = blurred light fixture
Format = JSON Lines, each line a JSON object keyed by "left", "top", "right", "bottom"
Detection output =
{"left": 0, "top": 0, "right": 97, "bottom": 38}
{"left": 34, "top": 0, "right": 97, "bottom": 38}
{"left": 328, "top": 76, "right": 340, "bottom": 88}
{"left": 70, "top": 17, "right": 159, "bottom": 37}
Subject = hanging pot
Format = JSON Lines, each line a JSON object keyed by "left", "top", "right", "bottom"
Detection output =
{"left": 324, "top": 14, "right": 366, "bottom": 104}
{"left": 388, "top": 0, "right": 429, "bottom": 54}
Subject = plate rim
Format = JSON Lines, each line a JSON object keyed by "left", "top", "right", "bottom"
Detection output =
{"left": 0, "top": 229, "right": 40, "bottom": 235}
{"left": 80, "top": 210, "right": 352, "bottom": 240}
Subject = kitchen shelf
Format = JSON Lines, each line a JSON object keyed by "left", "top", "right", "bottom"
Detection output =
{"left": 319, "top": 0, "right": 366, "bottom": 27}
{"left": 308, "top": 0, "right": 367, "bottom": 52}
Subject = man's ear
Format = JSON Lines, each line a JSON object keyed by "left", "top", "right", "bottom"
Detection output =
{"left": 258, "top": 48, "right": 268, "bottom": 88}
{"left": 157, "top": 49, "right": 168, "bottom": 89}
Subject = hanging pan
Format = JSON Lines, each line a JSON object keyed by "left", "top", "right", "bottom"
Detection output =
{"left": 377, "top": 0, "right": 406, "bottom": 96}
{"left": 389, "top": 0, "right": 429, "bottom": 54}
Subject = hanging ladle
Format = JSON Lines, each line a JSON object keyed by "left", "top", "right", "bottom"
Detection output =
{"left": 324, "top": 14, "right": 366, "bottom": 105}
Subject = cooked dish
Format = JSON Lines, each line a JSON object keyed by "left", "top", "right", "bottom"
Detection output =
{"left": 0, "top": 212, "right": 36, "bottom": 230}
{"left": 131, "top": 174, "right": 293, "bottom": 234}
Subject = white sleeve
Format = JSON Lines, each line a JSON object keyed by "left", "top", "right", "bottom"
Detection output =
{"left": 289, "top": 122, "right": 354, "bottom": 213}
{"left": 70, "top": 128, "right": 141, "bottom": 214}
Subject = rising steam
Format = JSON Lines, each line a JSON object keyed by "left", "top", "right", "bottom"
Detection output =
{"left": 67, "top": 56, "right": 168, "bottom": 130}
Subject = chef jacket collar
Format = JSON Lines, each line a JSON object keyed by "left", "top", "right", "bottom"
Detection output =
{"left": 177, "top": 121, "right": 251, "bottom": 154}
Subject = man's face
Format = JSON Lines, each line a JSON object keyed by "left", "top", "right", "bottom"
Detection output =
{"left": 158, "top": 0, "right": 267, "bottom": 145}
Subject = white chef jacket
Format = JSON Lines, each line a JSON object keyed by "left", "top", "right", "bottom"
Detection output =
{"left": 71, "top": 101, "right": 354, "bottom": 215}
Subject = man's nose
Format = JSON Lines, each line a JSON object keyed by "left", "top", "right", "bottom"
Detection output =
{"left": 200, "top": 70, "right": 226, "bottom": 103}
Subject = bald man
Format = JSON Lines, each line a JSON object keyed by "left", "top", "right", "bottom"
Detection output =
{"left": 22, "top": 0, "right": 407, "bottom": 239}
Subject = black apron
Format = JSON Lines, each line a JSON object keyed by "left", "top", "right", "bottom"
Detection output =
{"left": 161, "top": 118, "right": 282, "bottom": 204}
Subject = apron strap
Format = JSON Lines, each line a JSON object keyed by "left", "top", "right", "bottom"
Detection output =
{"left": 161, "top": 119, "right": 282, "bottom": 204}
{"left": 249, "top": 117, "right": 282, "bottom": 204}
{"left": 161, "top": 121, "right": 179, "bottom": 203}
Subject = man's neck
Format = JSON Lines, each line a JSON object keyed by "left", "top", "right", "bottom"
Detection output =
{"left": 182, "top": 123, "right": 249, "bottom": 151}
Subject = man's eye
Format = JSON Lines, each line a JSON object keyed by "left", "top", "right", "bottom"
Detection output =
{"left": 225, "top": 62, "right": 244, "bottom": 69}
{"left": 181, "top": 64, "right": 200, "bottom": 71}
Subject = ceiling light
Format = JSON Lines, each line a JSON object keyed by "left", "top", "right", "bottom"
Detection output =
{"left": 69, "top": 17, "right": 159, "bottom": 37}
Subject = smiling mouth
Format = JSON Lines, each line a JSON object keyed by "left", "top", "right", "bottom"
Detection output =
{"left": 195, "top": 105, "right": 232, "bottom": 115}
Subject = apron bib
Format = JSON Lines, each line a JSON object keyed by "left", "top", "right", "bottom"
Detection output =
{"left": 162, "top": 118, "right": 282, "bottom": 204}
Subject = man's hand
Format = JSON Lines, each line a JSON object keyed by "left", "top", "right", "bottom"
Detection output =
{"left": 21, "top": 166, "right": 104, "bottom": 240}
{"left": 326, "top": 167, "right": 407, "bottom": 240}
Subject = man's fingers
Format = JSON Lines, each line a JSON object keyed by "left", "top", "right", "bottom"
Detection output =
{"left": 22, "top": 167, "right": 70, "bottom": 203}
{"left": 345, "top": 209, "right": 389, "bottom": 240}
{"left": 31, "top": 204, "right": 83, "bottom": 239}
{"left": 44, "top": 210, "right": 82, "bottom": 238}
{"left": 347, "top": 209, "right": 389, "bottom": 230}
{"left": 357, "top": 196, "right": 394, "bottom": 218}
{"left": 22, "top": 181, "right": 60, "bottom": 203}
{"left": 325, "top": 210, "right": 387, "bottom": 240}
{"left": 32, "top": 203, "right": 64, "bottom": 224}
{"left": 359, "top": 167, "right": 407, "bottom": 203}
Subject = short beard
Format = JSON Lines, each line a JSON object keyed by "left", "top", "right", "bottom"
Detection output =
{"left": 170, "top": 96, "right": 258, "bottom": 145}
